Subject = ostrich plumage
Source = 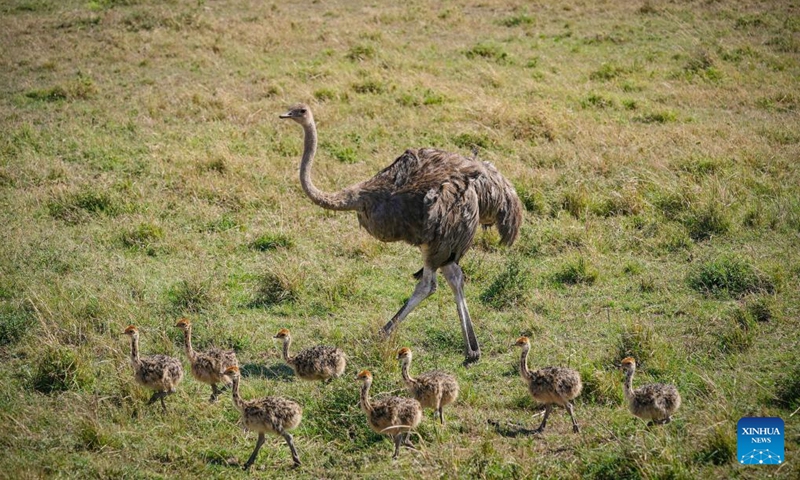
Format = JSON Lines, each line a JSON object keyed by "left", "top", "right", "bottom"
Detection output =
{"left": 280, "top": 104, "right": 522, "bottom": 363}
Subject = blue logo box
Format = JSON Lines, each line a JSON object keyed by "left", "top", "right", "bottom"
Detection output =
{"left": 737, "top": 417, "right": 784, "bottom": 465}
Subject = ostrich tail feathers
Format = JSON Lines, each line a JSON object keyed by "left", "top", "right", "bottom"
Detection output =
{"left": 496, "top": 189, "right": 522, "bottom": 246}
{"left": 476, "top": 162, "right": 523, "bottom": 247}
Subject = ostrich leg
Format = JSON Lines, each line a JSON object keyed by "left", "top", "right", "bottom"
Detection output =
{"left": 381, "top": 267, "right": 437, "bottom": 336}
{"left": 441, "top": 263, "right": 480, "bottom": 363}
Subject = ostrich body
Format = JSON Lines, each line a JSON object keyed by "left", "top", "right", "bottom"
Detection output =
{"left": 273, "top": 328, "right": 346, "bottom": 382}
{"left": 397, "top": 347, "right": 459, "bottom": 424}
{"left": 123, "top": 325, "right": 183, "bottom": 412}
{"left": 225, "top": 366, "right": 303, "bottom": 469}
{"left": 620, "top": 357, "right": 681, "bottom": 425}
{"left": 175, "top": 319, "right": 238, "bottom": 402}
{"left": 280, "top": 104, "right": 523, "bottom": 363}
{"left": 514, "top": 337, "right": 582, "bottom": 433}
{"left": 356, "top": 370, "right": 423, "bottom": 459}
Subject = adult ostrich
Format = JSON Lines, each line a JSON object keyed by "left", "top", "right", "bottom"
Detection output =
{"left": 279, "top": 104, "right": 522, "bottom": 363}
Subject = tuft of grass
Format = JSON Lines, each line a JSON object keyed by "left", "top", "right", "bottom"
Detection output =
{"left": 0, "top": 302, "right": 34, "bottom": 346}
{"left": 31, "top": 347, "right": 94, "bottom": 393}
{"left": 649, "top": 188, "right": 691, "bottom": 220}
{"left": 514, "top": 183, "right": 547, "bottom": 215}
{"left": 774, "top": 362, "right": 800, "bottom": 411}
{"left": 250, "top": 233, "right": 293, "bottom": 251}
{"left": 198, "top": 157, "right": 227, "bottom": 174}
{"left": 756, "top": 92, "right": 797, "bottom": 112}
{"left": 48, "top": 189, "right": 117, "bottom": 223}
{"left": 314, "top": 88, "right": 340, "bottom": 102}
{"left": 676, "top": 156, "right": 723, "bottom": 176}
{"left": 681, "top": 49, "right": 721, "bottom": 80}
{"left": 633, "top": 110, "right": 677, "bottom": 124}
{"left": 121, "top": 223, "right": 163, "bottom": 252}
{"left": 638, "top": 275, "right": 657, "bottom": 293}
{"left": 498, "top": 14, "right": 534, "bottom": 27}
{"left": 589, "top": 63, "right": 627, "bottom": 81}
{"left": 592, "top": 191, "right": 641, "bottom": 217}
{"left": 75, "top": 417, "right": 121, "bottom": 452}
{"left": 204, "top": 214, "right": 240, "bottom": 233}
{"left": 696, "top": 426, "right": 736, "bottom": 465}
{"left": 345, "top": 44, "right": 376, "bottom": 61}
{"left": 552, "top": 256, "right": 598, "bottom": 286}
{"left": 579, "top": 365, "right": 621, "bottom": 405}
{"left": 561, "top": 189, "right": 590, "bottom": 219}
{"left": 452, "top": 132, "right": 493, "bottom": 150}
{"left": 508, "top": 113, "right": 555, "bottom": 142}
{"left": 684, "top": 202, "right": 730, "bottom": 241}
{"left": 249, "top": 271, "right": 300, "bottom": 307}
{"left": 581, "top": 92, "right": 615, "bottom": 109}
{"left": 352, "top": 79, "right": 387, "bottom": 94}
{"left": 717, "top": 309, "right": 754, "bottom": 354}
{"left": 465, "top": 42, "right": 508, "bottom": 63}
{"left": 480, "top": 258, "right": 530, "bottom": 309}
{"left": 687, "top": 255, "right": 773, "bottom": 298}
{"left": 615, "top": 323, "right": 655, "bottom": 364}
{"left": 166, "top": 279, "right": 212, "bottom": 313}
{"left": 25, "top": 76, "right": 96, "bottom": 102}
{"left": 746, "top": 296, "right": 772, "bottom": 322}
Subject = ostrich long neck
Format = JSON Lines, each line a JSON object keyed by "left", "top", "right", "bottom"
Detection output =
{"left": 281, "top": 337, "right": 293, "bottom": 364}
{"left": 129, "top": 335, "right": 140, "bottom": 367}
{"left": 623, "top": 368, "right": 635, "bottom": 401}
{"left": 299, "top": 120, "right": 361, "bottom": 211}
{"left": 183, "top": 327, "right": 196, "bottom": 362}
{"left": 230, "top": 375, "right": 244, "bottom": 412}
{"left": 519, "top": 344, "right": 532, "bottom": 382}
{"left": 359, "top": 380, "right": 373, "bottom": 414}
{"left": 400, "top": 358, "right": 416, "bottom": 386}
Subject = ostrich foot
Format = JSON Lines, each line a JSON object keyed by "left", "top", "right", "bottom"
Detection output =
{"left": 463, "top": 349, "right": 481, "bottom": 365}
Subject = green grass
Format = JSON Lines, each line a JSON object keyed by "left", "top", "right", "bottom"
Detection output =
{"left": 1, "top": 0, "right": 799, "bottom": 478}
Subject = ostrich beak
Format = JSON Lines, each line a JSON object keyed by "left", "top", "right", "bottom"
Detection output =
{"left": 279, "top": 111, "right": 292, "bottom": 119}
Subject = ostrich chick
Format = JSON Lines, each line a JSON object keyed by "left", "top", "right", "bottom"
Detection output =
{"left": 175, "top": 318, "right": 238, "bottom": 402}
{"left": 620, "top": 357, "right": 681, "bottom": 425}
{"left": 397, "top": 347, "right": 459, "bottom": 424}
{"left": 225, "top": 366, "right": 303, "bottom": 469}
{"left": 274, "top": 328, "right": 346, "bottom": 382}
{"left": 356, "top": 370, "right": 423, "bottom": 459}
{"left": 514, "top": 336, "right": 582, "bottom": 433}
{"left": 123, "top": 325, "right": 183, "bottom": 413}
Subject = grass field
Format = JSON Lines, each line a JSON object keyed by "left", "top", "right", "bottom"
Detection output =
{"left": 1, "top": 0, "right": 799, "bottom": 478}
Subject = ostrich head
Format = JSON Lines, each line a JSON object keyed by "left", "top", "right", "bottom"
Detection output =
{"left": 123, "top": 325, "right": 139, "bottom": 337}
{"left": 224, "top": 365, "right": 240, "bottom": 377}
{"left": 279, "top": 104, "right": 313, "bottom": 126}
{"left": 397, "top": 347, "right": 412, "bottom": 361}
{"left": 175, "top": 318, "right": 191, "bottom": 330}
{"left": 620, "top": 357, "right": 637, "bottom": 371}
{"left": 273, "top": 328, "right": 291, "bottom": 340}
{"left": 514, "top": 336, "right": 530, "bottom": 347}
{"left": 355, "top": 369, "right": 372, "bottom": 382}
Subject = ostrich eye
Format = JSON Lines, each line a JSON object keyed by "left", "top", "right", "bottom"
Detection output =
{"left": 299, "top": 109, "right": 307, "bottom": 114}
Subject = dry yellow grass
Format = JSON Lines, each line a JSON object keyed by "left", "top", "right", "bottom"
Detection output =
{"left": 1, "top": 0, "right": 798, "bottom": 478}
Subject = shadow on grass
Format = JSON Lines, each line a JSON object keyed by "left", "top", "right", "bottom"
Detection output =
{"left": 487, "top": 419, "right": 541, "bottom": 437}
{"left": 241, "top": 363, "right": 294, "bottom": 381}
